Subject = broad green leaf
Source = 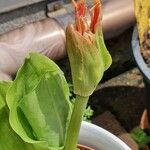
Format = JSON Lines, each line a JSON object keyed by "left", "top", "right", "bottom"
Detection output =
{"left": 0, "top": 81, "right": 33, "bottom": 150}
{"left": 6, "top": 53, "right": 72, "bottom": 150}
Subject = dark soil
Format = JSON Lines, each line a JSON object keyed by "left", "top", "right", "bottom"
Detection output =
{"left": 141, "top": 28, "right": 150, "bottom": 67}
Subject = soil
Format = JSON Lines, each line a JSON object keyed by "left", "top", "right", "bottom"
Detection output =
{"left": 141, "top": 28, "right": 150, "bottom": 67}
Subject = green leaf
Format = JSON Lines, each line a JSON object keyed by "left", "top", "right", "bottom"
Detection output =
{"left": 0, "top": 81, "right": 33, "bottom": 150}
{"left": 83, "top": 106, "right": 94, "bottom": 122}
{"left": 130, "top": 127, "right": 150, "bottom": 148}
{"left": 6, "top": 53, "right": 72, "bottom": 150}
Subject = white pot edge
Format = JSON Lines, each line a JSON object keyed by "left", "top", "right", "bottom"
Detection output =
{"left": 79, "top": 121, "right": 131, "bottom": 150}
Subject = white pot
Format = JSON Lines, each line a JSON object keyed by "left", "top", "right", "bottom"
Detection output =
{"left": 79, "top": 121, "right": 131, "bottom": 150}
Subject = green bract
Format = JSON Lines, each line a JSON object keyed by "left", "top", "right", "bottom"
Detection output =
{"left": 0, "top": 81, "right": 33, "bottom": 150}
{"left": 5, "top": 53, "right": 72, "bottom": 150}
{"left": 66, "top": 24, "right": 112, "bottom": 97}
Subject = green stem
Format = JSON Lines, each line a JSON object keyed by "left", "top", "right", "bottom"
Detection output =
{"left": 64, "top": 95, "right": 89, "bottom": 150}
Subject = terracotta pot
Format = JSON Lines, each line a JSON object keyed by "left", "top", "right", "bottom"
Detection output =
{"left": 140, "top": 109, "right": 150, "bottom": 149}
{"left": 143, "top": 145, "right": 150, "bottom": 150}
{"left": 140, "top": 109, "right": 150, "bottom": 130}
{"left": 77, "top": 144, "right": 94, "bottom": 150}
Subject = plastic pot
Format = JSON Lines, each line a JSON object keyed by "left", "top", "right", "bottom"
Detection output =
{"left": 132, "top": 27, "right": 150, "bottom": 83}
{"left": 79, "top": 121, "right": 131, "bottom": 150}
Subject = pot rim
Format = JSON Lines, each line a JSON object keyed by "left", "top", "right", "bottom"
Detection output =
{"left": 132, "top": 27, "right": 150, "bottom": 82}
{"left": 80, "top": 121, "right": 131, "bottom": 150}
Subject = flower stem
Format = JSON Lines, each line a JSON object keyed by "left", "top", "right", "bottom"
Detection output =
{"left": 64, "top": 95, "right": 89, "bottom": 150}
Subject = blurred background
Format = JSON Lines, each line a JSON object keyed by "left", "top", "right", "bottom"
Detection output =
{"left": 0, "top": 0, "right": 146, "bottom": 149}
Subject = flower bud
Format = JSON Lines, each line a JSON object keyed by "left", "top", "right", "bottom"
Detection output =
{"left": 66, "top": 0, "right": 112, "bottom": 97}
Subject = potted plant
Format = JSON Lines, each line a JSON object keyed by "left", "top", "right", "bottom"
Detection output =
{"left": 0, "top": 0, "right": 131, "bottom": 150}
{"left": 131, "top": 0, "right": 150, "bottom": 149}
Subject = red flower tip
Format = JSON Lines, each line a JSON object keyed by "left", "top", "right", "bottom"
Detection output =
{"left": 90, "top": 0, "right": 101, "bottom": 33}
{"left": 72, "top": 0, "right": 86, "bottom": 17}
{"left": 72, "top": 0, "right": 101, "bottom": 35}
{"left": 72, "top": 0, "right": 87, "bottom": 35}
